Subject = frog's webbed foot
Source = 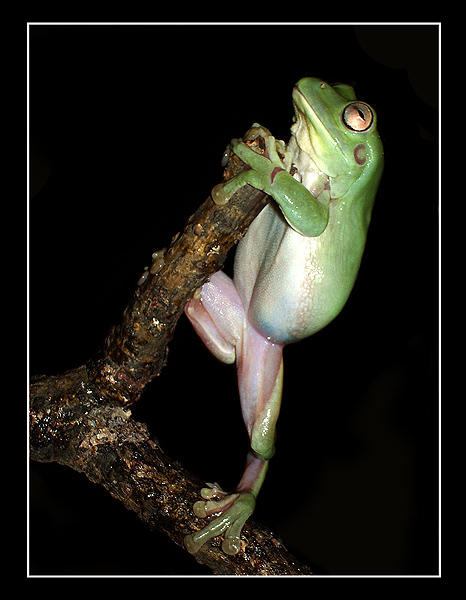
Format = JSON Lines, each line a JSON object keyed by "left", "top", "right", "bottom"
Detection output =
{"left": 184, "top": 483, "right": 256, "bottom": 555}
{"left": 211, "top": 123, "right": 290, "bottom": 206}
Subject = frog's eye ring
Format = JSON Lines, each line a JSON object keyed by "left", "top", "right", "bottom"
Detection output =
{"left": 342, "top": 102, "right": 373, "bottom": 132}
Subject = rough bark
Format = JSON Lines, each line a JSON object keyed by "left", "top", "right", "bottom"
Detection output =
{"left": 29, "top": 138, "right": 314, "bottom": 575}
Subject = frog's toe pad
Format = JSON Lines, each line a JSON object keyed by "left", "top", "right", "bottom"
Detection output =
{"left": 184, "top": 488, "right": 256, "bottom": 555}
{"left": 211, "top": 182, "right": 230, "bottom": 205}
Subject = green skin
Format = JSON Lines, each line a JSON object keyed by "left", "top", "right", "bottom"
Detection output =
{"left": 184, "top": 78, "right": 384, "bottom": 555}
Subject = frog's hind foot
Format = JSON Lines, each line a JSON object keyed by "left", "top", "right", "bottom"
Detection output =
{"left": 184, "top": 483, "right": 256, "bottom": 555}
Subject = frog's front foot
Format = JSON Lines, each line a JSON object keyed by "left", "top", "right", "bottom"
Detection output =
{"left": 242, "top": 123, "right": 289, "bottom": 165}
{"left": 184, "top": 482, "right": 256, "bottom": 555}
{"left": 242, "top": 122, "right": 272, "bottom": 142}
{"left": 211, "top": 122, "right": 290, "bottom": 207}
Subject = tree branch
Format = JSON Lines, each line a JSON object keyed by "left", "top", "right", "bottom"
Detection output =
{"left": 29, "top": 139, "right": 314, "bottom": 575}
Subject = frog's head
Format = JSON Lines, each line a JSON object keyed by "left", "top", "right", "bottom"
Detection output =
{"left": 290, "top": 77, "right": 384, "bottom": 204}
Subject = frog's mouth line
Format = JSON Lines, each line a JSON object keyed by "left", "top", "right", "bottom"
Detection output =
{"left": 292, "top": 87, "right": 332, "bottom": 146}
{"left": 291, "top": 86, "right": 345, "bottom": 178}
{"left": 291, "top": 88, "right": 352, "bottom": 200}
{"left": 292, "top": 87, "right": 327, "bottom": 128}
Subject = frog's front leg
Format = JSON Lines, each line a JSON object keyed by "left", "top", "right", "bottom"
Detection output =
{"left": 212, "top": 125, "right": 288, "bottom": 207}
{"left": 212, "top": 124, "right": 329, "bottom": 238}
{"left": 184, "top": 274, "right": 284, "bottom": 555}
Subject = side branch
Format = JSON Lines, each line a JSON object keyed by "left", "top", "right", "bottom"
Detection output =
{"left": 30, "top": 367, "right": 312, "bottom": 575}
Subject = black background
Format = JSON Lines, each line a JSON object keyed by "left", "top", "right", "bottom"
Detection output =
{"left": 29, "top": 24, "right": 439, "bottom": 576}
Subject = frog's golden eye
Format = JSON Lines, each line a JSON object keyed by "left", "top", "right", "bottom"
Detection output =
{"left": 342, "top": 102, "right": 373, "bottom": 132}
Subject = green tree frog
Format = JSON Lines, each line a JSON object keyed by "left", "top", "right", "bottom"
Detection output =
{"left": 184, "top": 77, "right": 384, "bottom": 555}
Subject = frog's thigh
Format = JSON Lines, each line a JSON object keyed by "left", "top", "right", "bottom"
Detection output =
{"left": 185, "top": 271, "right": 245, "bottom": 364}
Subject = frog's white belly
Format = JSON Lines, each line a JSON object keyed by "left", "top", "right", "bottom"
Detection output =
{"left": 234, "top": 203, "right": 360, "bottom": 345}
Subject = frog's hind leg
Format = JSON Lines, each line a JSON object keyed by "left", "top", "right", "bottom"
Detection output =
{"left": 236, "top": 325, "right": 284, "bottom": 463}
{"left": 184, "top": 324, "right": 284, "bottom": 555}
{"left": 184, "top": 270, "right": 245, "bottom": 365}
